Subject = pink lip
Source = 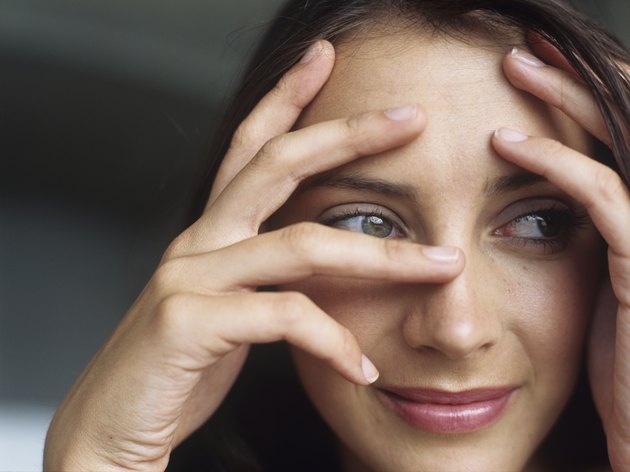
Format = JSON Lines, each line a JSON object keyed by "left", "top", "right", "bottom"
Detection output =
{"left": 377, "top": 386, "right": 516, "bottom": 434}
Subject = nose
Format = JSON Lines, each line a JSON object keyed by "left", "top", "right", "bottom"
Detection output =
{"left": 402, "top": 263, "right": 502, "bottom": 359}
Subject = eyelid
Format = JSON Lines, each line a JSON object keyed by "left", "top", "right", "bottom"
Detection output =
{"left": 490, "top": 197, "right": 590, "bottom": 255}
{"left": 318, "top": 203, "right": 409, "bottom": 234}
{"left": 492, "top": 197, "right": 576, "bottom": 230}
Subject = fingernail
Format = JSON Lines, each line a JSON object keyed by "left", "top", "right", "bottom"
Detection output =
{"left": 361, "top": 354, "right": 379, "bottom": 384}
{"left": 494, "top": 127, "right": 529, "bottom": 142}
{"left": 510, "top": 47, "right": 545, "bottom": 68}
{"left": 300, "top": 41, "right": 322, "bottom": 64}
{"left": 422, "top": 246, "right": 460, "bottom": 262}
{"left": 384, "top": 103, "right": 417, "bottom": 121}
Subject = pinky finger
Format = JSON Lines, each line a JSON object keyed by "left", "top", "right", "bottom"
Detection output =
{"left": 157, "top": 291, "right": 378, "bottom": 386}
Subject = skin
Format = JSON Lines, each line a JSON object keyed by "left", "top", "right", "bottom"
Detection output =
{"left": 498, "top": 51, "right": 630, "bottom": 471}
{"left": 275, "top": 30, "right": 602, "bottom": 471}
{"left": 43, "top": 20, "right": 630, "bottom": 472}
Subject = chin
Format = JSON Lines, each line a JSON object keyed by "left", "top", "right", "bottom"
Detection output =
{"left": 339, "top": 432, "right": 537, "bottom": 472}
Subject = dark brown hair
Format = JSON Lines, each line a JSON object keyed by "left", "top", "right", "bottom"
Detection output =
{"left": 172, "top": 1, "right": 630, "bottom": 470}
{"left": 193, "top": 0, "right": 630, "bottom": 218}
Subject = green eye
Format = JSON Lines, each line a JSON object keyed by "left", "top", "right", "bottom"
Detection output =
{"left": 324, "top": 211, "right": 402, "bottom": 239}
{"left": 361, "top": 215, "right": 393, "bottom": 238}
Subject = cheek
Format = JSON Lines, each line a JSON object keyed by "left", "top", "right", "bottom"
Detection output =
{"left": 497, "top": 241, "right": 604, "bottom": 385}
{"left": 286, "top": 239, "right": 604, "bottom": 470}
{"left": 283, "top": 277, "right": 403, "bottom": 349}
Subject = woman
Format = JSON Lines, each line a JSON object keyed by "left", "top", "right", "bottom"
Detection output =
{"left": 44, "top": 0, "right": 630, "bottom": 470}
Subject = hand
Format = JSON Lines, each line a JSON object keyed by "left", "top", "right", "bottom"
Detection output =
{"left": 43, "top": 40, "right": 464, "bottom": 471}
{"left": 494, "top": 45, "right": 630, "bottom": 470}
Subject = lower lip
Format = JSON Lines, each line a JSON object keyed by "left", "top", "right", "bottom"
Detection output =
{"left": 377, "top": 389, "right": 514, "bottom": 434}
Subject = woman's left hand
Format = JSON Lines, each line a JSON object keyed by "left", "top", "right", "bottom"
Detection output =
{"left": 493, "top": 46, "right": 630, "bottom": 471}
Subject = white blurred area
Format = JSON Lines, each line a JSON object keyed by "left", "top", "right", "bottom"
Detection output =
{"left": 0, "top": 403, "right": 55, "bottom": 471}
{"left": 0, "top": 1, "right": 283, "bottom": 469}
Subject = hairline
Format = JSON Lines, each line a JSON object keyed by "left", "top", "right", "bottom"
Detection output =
{"left": 329, "top": 5, "right": 528, "bottom": 53}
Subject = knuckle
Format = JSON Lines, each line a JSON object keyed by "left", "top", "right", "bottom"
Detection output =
{"left": 557, "top": 73, "right": 584, "bottom": 110}
{"left": 593, "top": 166, "right": 626, "bottom": 204}
{"left": 270, "top": 70, "right": 303, "bottom": 108}
{"left": 381, "top": 238, "right": 407, "bottom": 262}
{"left": 556, "top": 77, "right": 571, "bottom": 110}
{"left": 344, "top": 113, "right": 370, "bottom": 142}
{"left": 255, "top": 135, "right": 288, "bottom": 167}
{"left": 163, "top": 234, "right": 189, "bottom": 260}
{"left": 271, "top": 74, "right": 291, "bottom": 100}
{"left": 152, "top": 258, "right": 186, "bottom": 292}
{"left": 534, "top": 138, "right": 566, "bottom": 171}
{"left": 153, "top": 293, "right": 191, "bottom": 336}
{"left": 244, "top": 132, "right": 303, "bottom": 194}
{"left": 345, "top": 112, "right": 362, "bottom": 133}
{"left": 272, "top": 291, "right": 309, "bottom": 327}
{"left": 229, "top": 122, "right": 252, "bottom": 151}
{"left": 279, "top": 222, "right": 323, "bottom": 258}
{"left": 337, "top": 326, "right": 359, "bottom": 361}
{"left": 342, "top": 112, "right": 376, "bottom": 156}
{"left": 317, "top": 324, "right": 357, "bottom": 364}
{"left": 541, "top": 138, "right": 566, "bottom": 159}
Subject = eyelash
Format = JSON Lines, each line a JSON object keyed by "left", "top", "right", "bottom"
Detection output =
{"left": 492, "top": 204, "right": 591, "bottom": 254}
{"left": 320, "top": 203, "right": 591, "bottom": 254}
{"left": 320, "top": 207, "right": 405, "bottom": 239}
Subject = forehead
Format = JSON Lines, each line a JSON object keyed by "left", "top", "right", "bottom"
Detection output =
{"left": 298, "top": 29, "right": 586, "bottom": 182}
{"left": 303, "top": 29, "right": 520, "bottom": 118}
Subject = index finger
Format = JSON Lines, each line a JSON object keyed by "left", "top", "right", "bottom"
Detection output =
{"left": 208, "top": 40, "right": 336, "bottom": 206}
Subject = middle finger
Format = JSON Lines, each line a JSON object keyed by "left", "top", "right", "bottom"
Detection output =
{"left": 182, "top": 104, "right": 425, "bottom": 255}
{"left": 492, "top": 128, "right": 630, "bottom": 256}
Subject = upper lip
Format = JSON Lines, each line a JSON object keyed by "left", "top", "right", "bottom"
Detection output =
{"left": 378, "top": 386, "right": 516, "bottom": 405}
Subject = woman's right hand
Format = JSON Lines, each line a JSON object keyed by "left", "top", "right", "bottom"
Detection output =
{"left": 43, "top": 40, "right": 464, "bottom": 471}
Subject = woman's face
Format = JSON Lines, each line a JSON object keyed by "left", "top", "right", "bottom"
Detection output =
{"left": 275, "top": 28, "right": 603, "bottom": 472}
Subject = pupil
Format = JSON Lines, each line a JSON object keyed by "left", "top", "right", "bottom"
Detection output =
{"left": 362, "top": 215, "right": 392, "bottom": 238}
{"left": 536, "top": 212, "right": 566, "bottom": 238}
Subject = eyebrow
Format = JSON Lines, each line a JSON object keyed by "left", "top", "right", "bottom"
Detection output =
{"left": 303, "top": 173, "right": 419, "bottom": 200}
{"left": 484, "top": 172, "right": 549, "bottom": 196}
{"left": 300, "top": 170, "right": 549, "bottom": 199}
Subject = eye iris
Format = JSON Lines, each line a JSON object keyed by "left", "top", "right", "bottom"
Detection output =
{"left": 361, "top": 215, "right": 393, "bottom": 238}
{"left": 521, "top": 212, "right": 570, "bottom": 238}
{"left": 531, "top": 211, "right": 567, "bottom": 238}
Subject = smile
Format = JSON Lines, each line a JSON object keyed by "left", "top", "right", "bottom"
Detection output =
{"left": 376, "top": 386, "right": 516, "bottom": 434}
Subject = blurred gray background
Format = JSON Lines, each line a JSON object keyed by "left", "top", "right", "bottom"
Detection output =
{"left": 0, "top": 0, "right": 628, "bottom": 469}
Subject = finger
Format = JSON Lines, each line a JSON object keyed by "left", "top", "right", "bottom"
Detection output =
{"left": 587, "top": 278, "right": 630, "bottom": 471}
{"left": 587, "top": 278, "right": 617, "bottom": 417}
{"left": 173, "top": 104, "right": 425, "bottom": 257}
{"left": 163, "top": 223, "right": 463, "bottom": 292}
{"left": 609, "top": 303, "right": 630, "bottom": 468}
{"left": 155, "top": 291, "right": 379, "bottom": 385}
{"left": 493, "top": 128, "right": 630, "bottom": 256}
{"left": 526, "top": 31, "right": 581, "bottom": 79}
{"left": 203, "top": 104, "right": 424, "bottom": 248}
{"left": 502, "top": 47, "right": 610, "bottom": 147}
{"left": 208, "top": 40, "right": 336, "bottom": 205}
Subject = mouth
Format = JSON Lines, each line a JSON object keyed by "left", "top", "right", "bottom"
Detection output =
{"left": 376, "top": 386, "right": 516, "bottom": 434}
